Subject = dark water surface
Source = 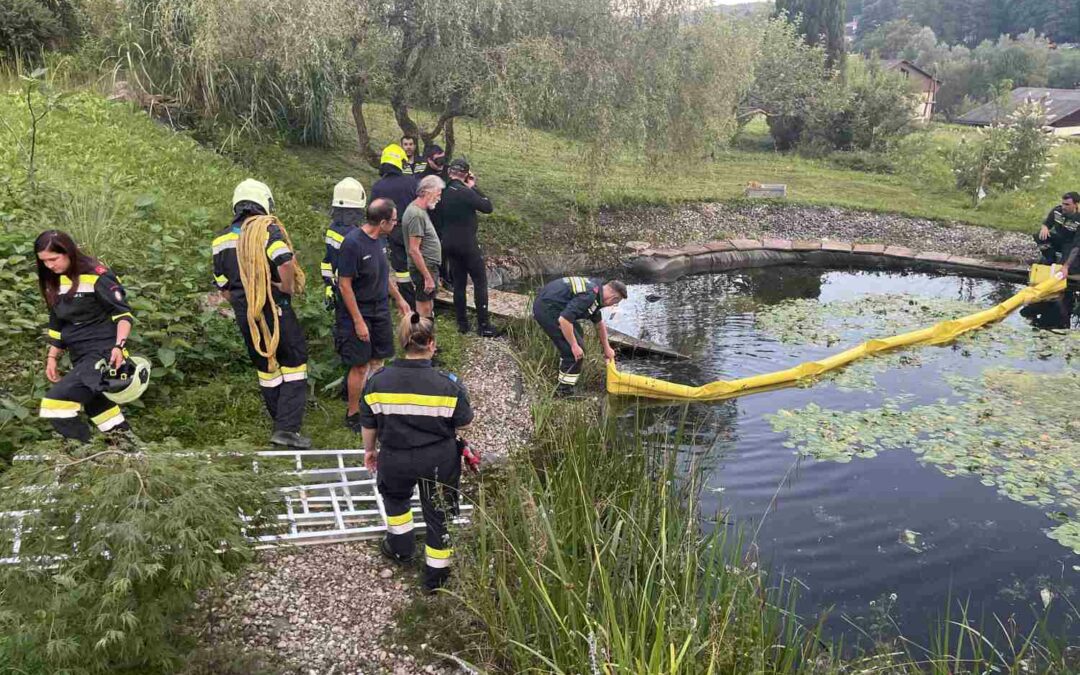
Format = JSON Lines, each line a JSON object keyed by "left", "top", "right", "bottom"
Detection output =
{"left": 603, "top": 267, "right": 1080, "bottom": 645}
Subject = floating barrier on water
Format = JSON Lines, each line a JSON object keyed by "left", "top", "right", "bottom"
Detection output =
{"left": 607, "top": 269, "right": 1067, "bottom": 402}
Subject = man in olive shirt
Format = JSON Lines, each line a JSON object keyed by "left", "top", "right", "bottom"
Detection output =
{"left": 403, "top": 175, "right": 445, "bottom": 318}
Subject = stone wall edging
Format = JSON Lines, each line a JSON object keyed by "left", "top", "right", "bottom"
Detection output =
{"left": 624, "top": 238, "right": 1033, "bottom": 282}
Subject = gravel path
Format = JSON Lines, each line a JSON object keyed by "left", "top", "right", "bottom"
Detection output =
{"left": 195, "top": 337, "right": 529, "bottom": 673}
{"left": 600, "top": 203, "right": 1037, "bottom": 262}
{"left": 196, "top": 544, "right": 453, "bottom": 674}
{"left": 458, "top": 336, "right": 533, "bottom": 463}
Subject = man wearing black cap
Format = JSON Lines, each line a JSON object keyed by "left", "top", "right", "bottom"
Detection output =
{"left": 439, "top": 157, "right": 496, "bottom": 336}
{"left": 421, "top": 145, "right": 447, "bottom": 181}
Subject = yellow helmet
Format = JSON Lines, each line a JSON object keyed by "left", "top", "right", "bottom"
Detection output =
{"left": 380, "top": 144, "right": 406, "bottom": 171}
{"left": 232, "top": 178, "right": 274, "bottom": 213}
{"left": 332, "top": 177, "right": 367, "bottom": 209}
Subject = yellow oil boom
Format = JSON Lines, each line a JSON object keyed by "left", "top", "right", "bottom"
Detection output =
{"left": 607, "top": 266, "right": 1067, "bottom": 402}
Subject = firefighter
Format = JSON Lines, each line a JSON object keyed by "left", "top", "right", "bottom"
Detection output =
{"left": 360, "top": 312, "right": 474, "bottom": 593}
{"left": 321, "top": 177, "right": 367, "bottom": 311}
{"left": 370, "top": 144, "right": 418, "bottom": 311}
{"left": 400, "top": 135, "right": 427, "bottom": 178}
{"left": 1035, "top": 192, "right": 1080, "bottom": 265}
{"left": 532, "top": 277, "right": 627, "bottom": 396}
{"left": 438, "top": 157, "right": 496, "bottom": 336}
{"left": 213, "top": 179, "right": 311, "bottom": 449}
{"left": 35, "top": 229, "right": 141, "bottom": 447}
{"left": 337, "top": 198, "right": 412, "bottom": 431}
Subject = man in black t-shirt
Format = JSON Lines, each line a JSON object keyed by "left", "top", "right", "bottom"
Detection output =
{"left": 337, "top": 198, "right": 411, "bottom": 431}
{"left": 1035, "top": 192, "right": 1080, "bottom": 265}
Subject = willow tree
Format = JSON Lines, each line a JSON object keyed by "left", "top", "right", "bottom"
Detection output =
{"left": 345, "top": 0, "right": 760, "bottom": 168}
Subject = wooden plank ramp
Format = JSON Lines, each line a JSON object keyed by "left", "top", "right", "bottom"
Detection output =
{"left": 436, "top": 287, "right": 688, "bottom": 360}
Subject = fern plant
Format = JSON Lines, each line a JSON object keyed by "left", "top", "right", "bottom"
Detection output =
{"left": 0, "top": 442, "right": 280, "bottom": 674}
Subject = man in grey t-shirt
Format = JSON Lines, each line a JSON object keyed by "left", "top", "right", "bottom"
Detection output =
{"left": 404, "top": 175, "right": 445, "bottom": 317}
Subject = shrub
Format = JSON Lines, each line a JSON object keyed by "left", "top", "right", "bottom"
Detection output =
{"left": 0, "top": 444, "right": 280, "bottom": 673}
{"left": 801, "top": 57, "right": 917, "bottom": 152}
{"left": 0, "top": 0, "right": 63, "bottom": 61}
{"left": 948, "top": 97, "right": 1058, "bottom": 204}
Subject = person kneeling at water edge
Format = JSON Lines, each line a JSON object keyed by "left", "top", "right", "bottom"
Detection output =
{"left": 1035, "top": 192, "right": 1080, "bottom": 265}
{"left": 360, "top": 313, "right": 474, "bottom": 593}
{"left": 36, "top": 230, "right": 145, "bottom": 448}
{"left": 533, "top": 277, "right": 627, "bottom": 396}
{"left": 338, "top": 198, "right": 412, "bottom": 431}
{"left": 213, "top": 179, "right": 311, "bottom": 449}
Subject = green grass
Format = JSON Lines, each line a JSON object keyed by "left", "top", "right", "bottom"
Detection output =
{"left": 0, "top": 88, "right": 469, "bottom": 454}
{"left": 255, "top": 107, "right": 1080, "bottom": 258}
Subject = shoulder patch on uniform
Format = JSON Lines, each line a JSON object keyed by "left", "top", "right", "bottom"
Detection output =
{"left": 95, "top": 265, "right": 107, "bottom": 275}
{"left": 440, "top": 371, "right": 459, "bottom": 383}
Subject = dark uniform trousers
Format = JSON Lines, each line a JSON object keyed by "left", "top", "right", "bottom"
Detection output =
{"left": 233, "top": 299, "right": 308, "bottom": 433}
{"left": 379, "top": 441, "right": 461, "bottom": 588}
{"left": 532, "top": 297, "right": 583, "bottom": 390}
{"left": 1035, "top": 229, "right": 1075, "bottom": 265}
{"left": 446, "top": 244, "right": 489, "bottom": 329}
{"left": 41, "top": 345, "right": 128, "bottom": 442}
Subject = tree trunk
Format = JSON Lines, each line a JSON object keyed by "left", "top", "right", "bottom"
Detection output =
{"left": 443, "top": 117, "right": 456, "bottom": 160}
{"left": 350, "top": 86, "right": 382, "bottom": 169}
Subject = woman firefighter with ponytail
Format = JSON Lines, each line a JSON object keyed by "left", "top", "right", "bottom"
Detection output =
{"left": 35, "top": 230, "right": 148, "bottom": 448}
{"left": 213, "top": 179, "right": 311, "bottom": 449}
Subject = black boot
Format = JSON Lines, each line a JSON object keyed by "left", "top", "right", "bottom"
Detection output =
{"left": 270, "top": 430, "right": 312, "bottom": 449}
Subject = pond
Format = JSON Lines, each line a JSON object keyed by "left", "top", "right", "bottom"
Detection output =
{"left": 604, "top": 267, "right": 1080, "bottom": 646}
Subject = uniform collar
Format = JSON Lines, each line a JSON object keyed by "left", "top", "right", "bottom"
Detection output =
{"left": 393, "top": 358, "right": 432, "bottom": 368}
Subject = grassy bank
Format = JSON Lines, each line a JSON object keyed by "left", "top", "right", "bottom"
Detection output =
{"left": 0, "top": 88, "right": 467, "bottom": 456}
{"left": 256, "top": 107, "right": 1080, "bottom": 257}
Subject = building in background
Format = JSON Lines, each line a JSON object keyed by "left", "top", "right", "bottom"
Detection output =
{"left": 958, "top": 87, "right": 1080, "bottom": 136}
{"left": 884, "top": 59, "right": 941, "bottom": 122}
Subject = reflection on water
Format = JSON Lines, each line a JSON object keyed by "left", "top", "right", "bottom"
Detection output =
{"left": 604, "top": 267, "right": 1080, "bottom": 645}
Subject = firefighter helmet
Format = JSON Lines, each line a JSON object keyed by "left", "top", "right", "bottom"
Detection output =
{"left": 232, "top": 178, "right": 275, "bottom": 214}
{"left": 332, "top": 177, "right": 367, "bottom": 209}
{"left": 380, "top": 144, "right": 406, "bottom": 171}
{"left": 95, "top": 355, "right": 152, "bottom": 405}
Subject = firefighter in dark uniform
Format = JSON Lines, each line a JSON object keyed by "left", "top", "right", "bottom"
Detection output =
{"left": 35, "top": 230, "right": 139, "bottom": 444}
{"left": 532, "top": 277, "right": 627, "bottom": 396}
{"left": 400, "top": 135, "right": 427, "bottom": 178}
{"left": 1035, "top": 192, "right": 1080, "bottom": 265}
{"left": 370, "top": 145, "right": 417, "bottom": 311}
{"left": 213, "top": 179, "right": 311, "bottom": 449}
{"left": 438, "top": 157, "right": 495, "bottom": 335}
{"left": 360, "top": 313, "right": 474, "bottom": 592}
{"left": 321, "top": 177, "right": 367, "bottom": 311}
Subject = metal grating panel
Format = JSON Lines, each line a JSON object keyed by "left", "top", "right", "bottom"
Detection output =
{"left": 0, "top": 449, "right": 472, "bottom": 563}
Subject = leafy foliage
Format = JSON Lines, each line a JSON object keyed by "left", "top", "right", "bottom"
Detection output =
{"left": 774, "top": 0, "right": 847, "bottom": 68}
{"left": 800, "top": 56, "right": 917, "bottom": 153}
{"left": 947, "top": 97, "right": 1059, "bottom": 202}
{"left": 0, "top": 444, "right": 280, "bottom": 673}
{"left": 0, "top": 0, "right": 65, "bottom": 62}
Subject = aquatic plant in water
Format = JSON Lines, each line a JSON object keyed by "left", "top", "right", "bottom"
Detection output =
{"left": 770, "top": 370, "right": 1080, "bottom": 553}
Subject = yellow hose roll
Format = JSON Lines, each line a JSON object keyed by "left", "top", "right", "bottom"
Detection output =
{"left": 607, "top": 271, "right": 1067, "bottom": 402}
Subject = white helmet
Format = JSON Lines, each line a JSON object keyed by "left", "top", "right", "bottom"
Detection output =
{"left": 332, "top": 177, "right": 366, "bottom": 209}
{"left": 232, "top": 178, "right": 274, "bottom": 214}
